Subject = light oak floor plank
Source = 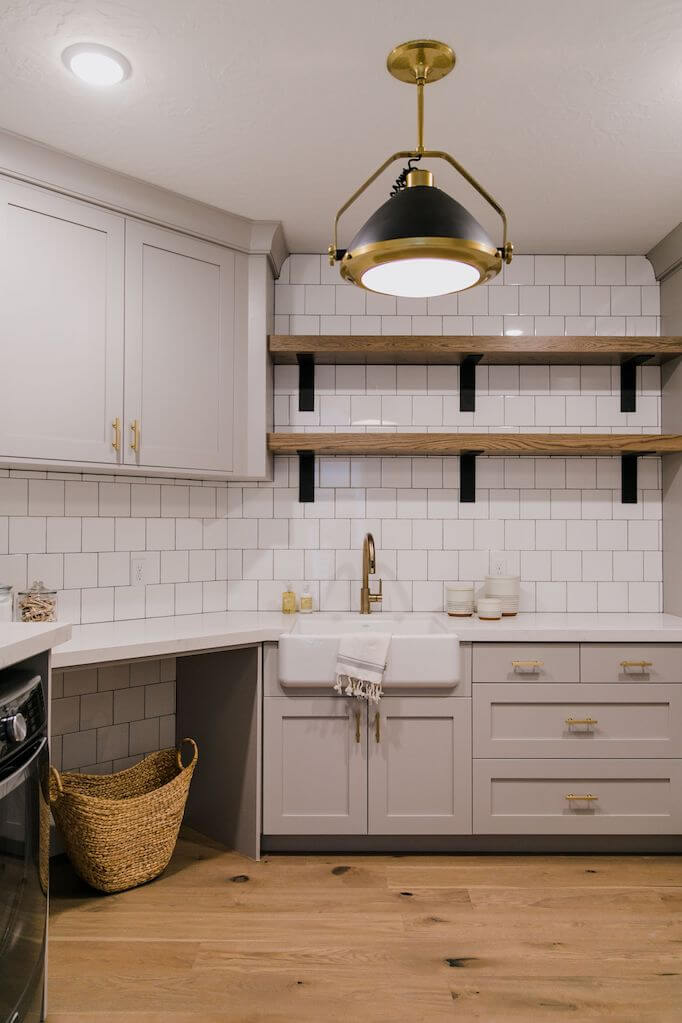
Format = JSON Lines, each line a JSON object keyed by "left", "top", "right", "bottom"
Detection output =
{"left": 49, "top": 833, "right": 682, "bottom": 1022}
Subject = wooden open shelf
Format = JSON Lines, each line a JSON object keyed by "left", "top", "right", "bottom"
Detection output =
{"left": 268, "top": 432, "right": 682, "bottom": 457}
{"left": 269, "top": 335, "right": 682, "bottom": 366}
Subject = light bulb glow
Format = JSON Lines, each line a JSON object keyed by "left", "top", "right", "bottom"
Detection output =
{"left": 505, "top": 329, "right": 523, "bottom": 336}
{"left": 62, "top": 44, "right": 130, "bottom": 86}
{"left": 361, "top": 258, "right": 480, "bottom": 298}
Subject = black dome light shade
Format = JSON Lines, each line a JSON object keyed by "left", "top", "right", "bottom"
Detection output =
{"left": 340, "top": 176, "right": 501, "bottom": 297}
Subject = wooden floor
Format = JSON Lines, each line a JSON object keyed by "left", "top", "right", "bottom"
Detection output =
{"left": 48, "top": 830, "right": 682, "bottom": 1023}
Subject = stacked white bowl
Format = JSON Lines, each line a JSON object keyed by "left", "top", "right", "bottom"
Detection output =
{"left": 446, "top": 582, "right": 475, "bottom": 617}
{"left": 484, "top": 575, "right": 520, "bottom": 616}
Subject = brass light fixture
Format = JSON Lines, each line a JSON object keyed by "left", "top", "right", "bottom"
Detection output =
{"left": 328, "top": 39, "right": 513, "bottom": 298}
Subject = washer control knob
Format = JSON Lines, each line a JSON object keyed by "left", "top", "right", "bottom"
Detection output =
{"left": 2, "top": 713, "right": 27, "bottom": 743}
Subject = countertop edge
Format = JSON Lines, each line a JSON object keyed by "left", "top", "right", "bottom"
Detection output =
{"left": 50, "top": 613, "right": 682, "bottom": 669}
{"left": 52, "top": 627, "right": 286, "bottom": 669}
{"left": 0, "top": 623, "right": 73, "bottom": 671}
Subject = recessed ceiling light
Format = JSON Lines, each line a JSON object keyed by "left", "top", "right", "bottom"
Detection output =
{"left": 505, "top": 329, "right": 523, "bottom": 336}
{"left": 62, "top": 43, "right": 131, "bottom": 86}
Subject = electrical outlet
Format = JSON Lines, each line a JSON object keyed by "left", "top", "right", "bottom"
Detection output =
{"left": 131, "top": 555, "right": 153, "bottom": 585}
{"left": 491, "top": 555, "right": 507, "bottom": 576}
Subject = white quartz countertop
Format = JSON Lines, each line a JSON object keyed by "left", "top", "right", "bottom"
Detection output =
{"left": 51, "top": 611, "right": 682, "bottom": 669}
{"left": 0, "top": 621, "right": 72, "bottom": 670}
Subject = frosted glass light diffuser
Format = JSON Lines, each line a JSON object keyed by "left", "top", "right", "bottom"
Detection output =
{"left": 361, "top": 257, "right": 480, "bottom": 298}
{"left": 62, "top": 44, "right": 131, "bottom": 86}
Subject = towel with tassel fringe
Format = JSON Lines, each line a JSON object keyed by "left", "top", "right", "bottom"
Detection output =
{"left": 333, "top": 631, "right": 391, "bottom": 704}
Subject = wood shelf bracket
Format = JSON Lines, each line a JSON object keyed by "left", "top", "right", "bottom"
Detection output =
{"left": 298, "top": 450, "right": 315, "bottom": 503}
{"left": 620, "top": 355, "right": 652, "bottom": 414}
{"left": 297, "top": 354, "right": 315, "bottom": 412}
{"left": 460, "top": 354, "right": 483, "bottom": 412}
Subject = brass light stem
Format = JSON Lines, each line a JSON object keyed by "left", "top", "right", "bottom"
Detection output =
{"left": 416, "top": 77, "right": 425, "bottom": 153}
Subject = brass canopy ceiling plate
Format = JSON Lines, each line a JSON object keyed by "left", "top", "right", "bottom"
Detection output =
{"left": 386, "top": 39, "right": 455, "bottom": 84}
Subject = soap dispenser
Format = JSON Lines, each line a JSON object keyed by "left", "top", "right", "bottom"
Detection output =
{"left": 281, "top": 583, "right": 296, "bottom": 615}
{"left": 300, "top": 587, "right": 313, "bottom": 614}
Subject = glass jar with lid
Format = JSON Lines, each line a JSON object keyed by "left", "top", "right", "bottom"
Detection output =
{"left": 0, "top": 584, "right": 13, "bottom": 622}
{"left": 15, "top": 580, "right": 58, "bottom": 623}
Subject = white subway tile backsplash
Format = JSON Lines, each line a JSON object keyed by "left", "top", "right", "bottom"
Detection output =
{"left": 565, "top": 256, "right": 595, "bottom": 285}
{"left": 10, "top": 517, "right": 46, "bottom": 554}
{"left": 0, "top": 252, "right": 660, "bottom": 622}
{"left": 596, "top": 255, "right": 626, "bottom": 285}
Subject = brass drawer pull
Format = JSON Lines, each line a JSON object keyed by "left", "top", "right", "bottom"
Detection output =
{"left": 565, "top": 793, "right": 598, "bottom": 802}
{"left": 565, "top": 717, "right": 598, "bottom": 727}
{"left": 374, "top": 711, "right": 381, "bottom": 743}
{"left": 354, "top": 710, "right": 361, "bottom": 744}
{"left": 112, "top": 417, "right": 121, "bottom": 453}
{"left": 130, "top": 419, "right": 141, "bottom": 453}
{"left": 512, "top": 660, "right": 544, "bottom": 673}
{"left": 620, "top": 660, "right": 652, "bottom": 672}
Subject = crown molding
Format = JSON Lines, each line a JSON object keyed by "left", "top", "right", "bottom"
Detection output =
{"left": 647, "top": 222, "right": 682, "bottom": 282}
{"left": 0, "top": 127, "right": 289, "bottom": 274}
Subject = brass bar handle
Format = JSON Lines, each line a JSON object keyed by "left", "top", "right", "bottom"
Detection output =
{"left": 512, "top": 660, "right": 544, "bottom": 673}
{"left": 112, "top": 417, "right": 121, "bottom": 453}
{"left": 130, "top": 419, "right": 140, "bottom": 454}
{"left": 620, "top": 660, "right": 652, "bottom": 672}
{"left": 354, "top": 711, "right": 361, "bottom": 745}
{"left": 565, "top": 793, "right": 598, "bottom": 802}
{"left": 565, "top": 717, "right": 598, "bottom": 727}
{"left": 369, "top": 578, "right": 383, "bottom": 603}
{"left": 374, "top": 711, "right": 381, "bottom": 744}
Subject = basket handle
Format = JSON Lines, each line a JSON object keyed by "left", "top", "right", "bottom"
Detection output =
{"left": 177, "top": 737, "right": 198, "bottom": 771}
{"left": 49, "top": 765, "right": 64, "bottom": 803}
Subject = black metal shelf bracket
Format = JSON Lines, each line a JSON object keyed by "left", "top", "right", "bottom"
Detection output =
{"left": 298, "top": 354, "right": 315, "bottom": 412}
{"left": 298, "top": 450, "right": 315, "bottom": 503}
{"left": 620, "top": 355, "right": 652, "bottom": 413}
{"left": 621, "top": 453, "right": 638, "bottom": 504}
{"left": 460, "top": 450, "right": 482, "bottom": 503}
{"left": 460, "top": 354, "right": 483, "bottom": 412}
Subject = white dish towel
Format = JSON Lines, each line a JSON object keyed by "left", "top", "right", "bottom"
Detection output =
{"left": 333, "top": 632, "right": 391, "bottom": 704}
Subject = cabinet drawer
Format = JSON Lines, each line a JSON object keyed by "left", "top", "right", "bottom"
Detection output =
{"left": 473, "top": 684, "right": 682, "bottom": 758}
{"left": 581, "top": 644, "right": 682, "bottom": 684}
{"left": 473, "top": 759, "right": 682, "bottom": 834}
{"left": 473, "top": 643, "right": 579, "bottom": 684}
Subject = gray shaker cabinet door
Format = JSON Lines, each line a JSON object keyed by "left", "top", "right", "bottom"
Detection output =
{"left": 368, "top": 697, "right": 472, "bottom": 835}
{"left": 0, "top": 178, "right": 124, "bottom": 465}
{"left": 263, "top": 697, "right": 367, "bottom": 835}
{"left": 124, "top": 220, "right": 236, "bottom": 473}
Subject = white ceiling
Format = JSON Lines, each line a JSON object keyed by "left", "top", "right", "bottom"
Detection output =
{"left": 1, "top": 0, "right": 681, "bottom": 255}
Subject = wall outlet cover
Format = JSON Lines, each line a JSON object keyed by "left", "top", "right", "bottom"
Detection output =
{"left": 131, "top": 554, "right": 156, "bottom": 585}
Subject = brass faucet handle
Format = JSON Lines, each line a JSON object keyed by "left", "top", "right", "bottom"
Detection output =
{"left": 369, "top": 578, "right": 383, "bottom": 602}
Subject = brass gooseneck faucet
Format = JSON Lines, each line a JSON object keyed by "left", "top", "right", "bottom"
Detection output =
{"left": 360, "top": 533, "right": 383, "bottom": 614}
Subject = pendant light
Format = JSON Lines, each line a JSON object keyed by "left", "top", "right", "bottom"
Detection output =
{"left": 328, "top": 40, "right": 513, "bottom": 298}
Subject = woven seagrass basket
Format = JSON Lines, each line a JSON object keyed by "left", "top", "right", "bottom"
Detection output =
{"left": 49, "top": 737, "right": 198, "bottom": 894}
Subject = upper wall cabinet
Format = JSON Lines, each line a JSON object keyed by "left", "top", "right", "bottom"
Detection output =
{"left": 0, "top": 179, "right": 125, "bottom": 465}
{"left": 0, "top": 163, "right": 276, "bottom": 480}
{"left": 124, "top": 222, "right": 237, "bottom": 474}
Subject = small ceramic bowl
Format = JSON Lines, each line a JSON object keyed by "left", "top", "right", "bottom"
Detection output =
{"left": 477, "top": 597, "right": 502, "bottom": 620}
